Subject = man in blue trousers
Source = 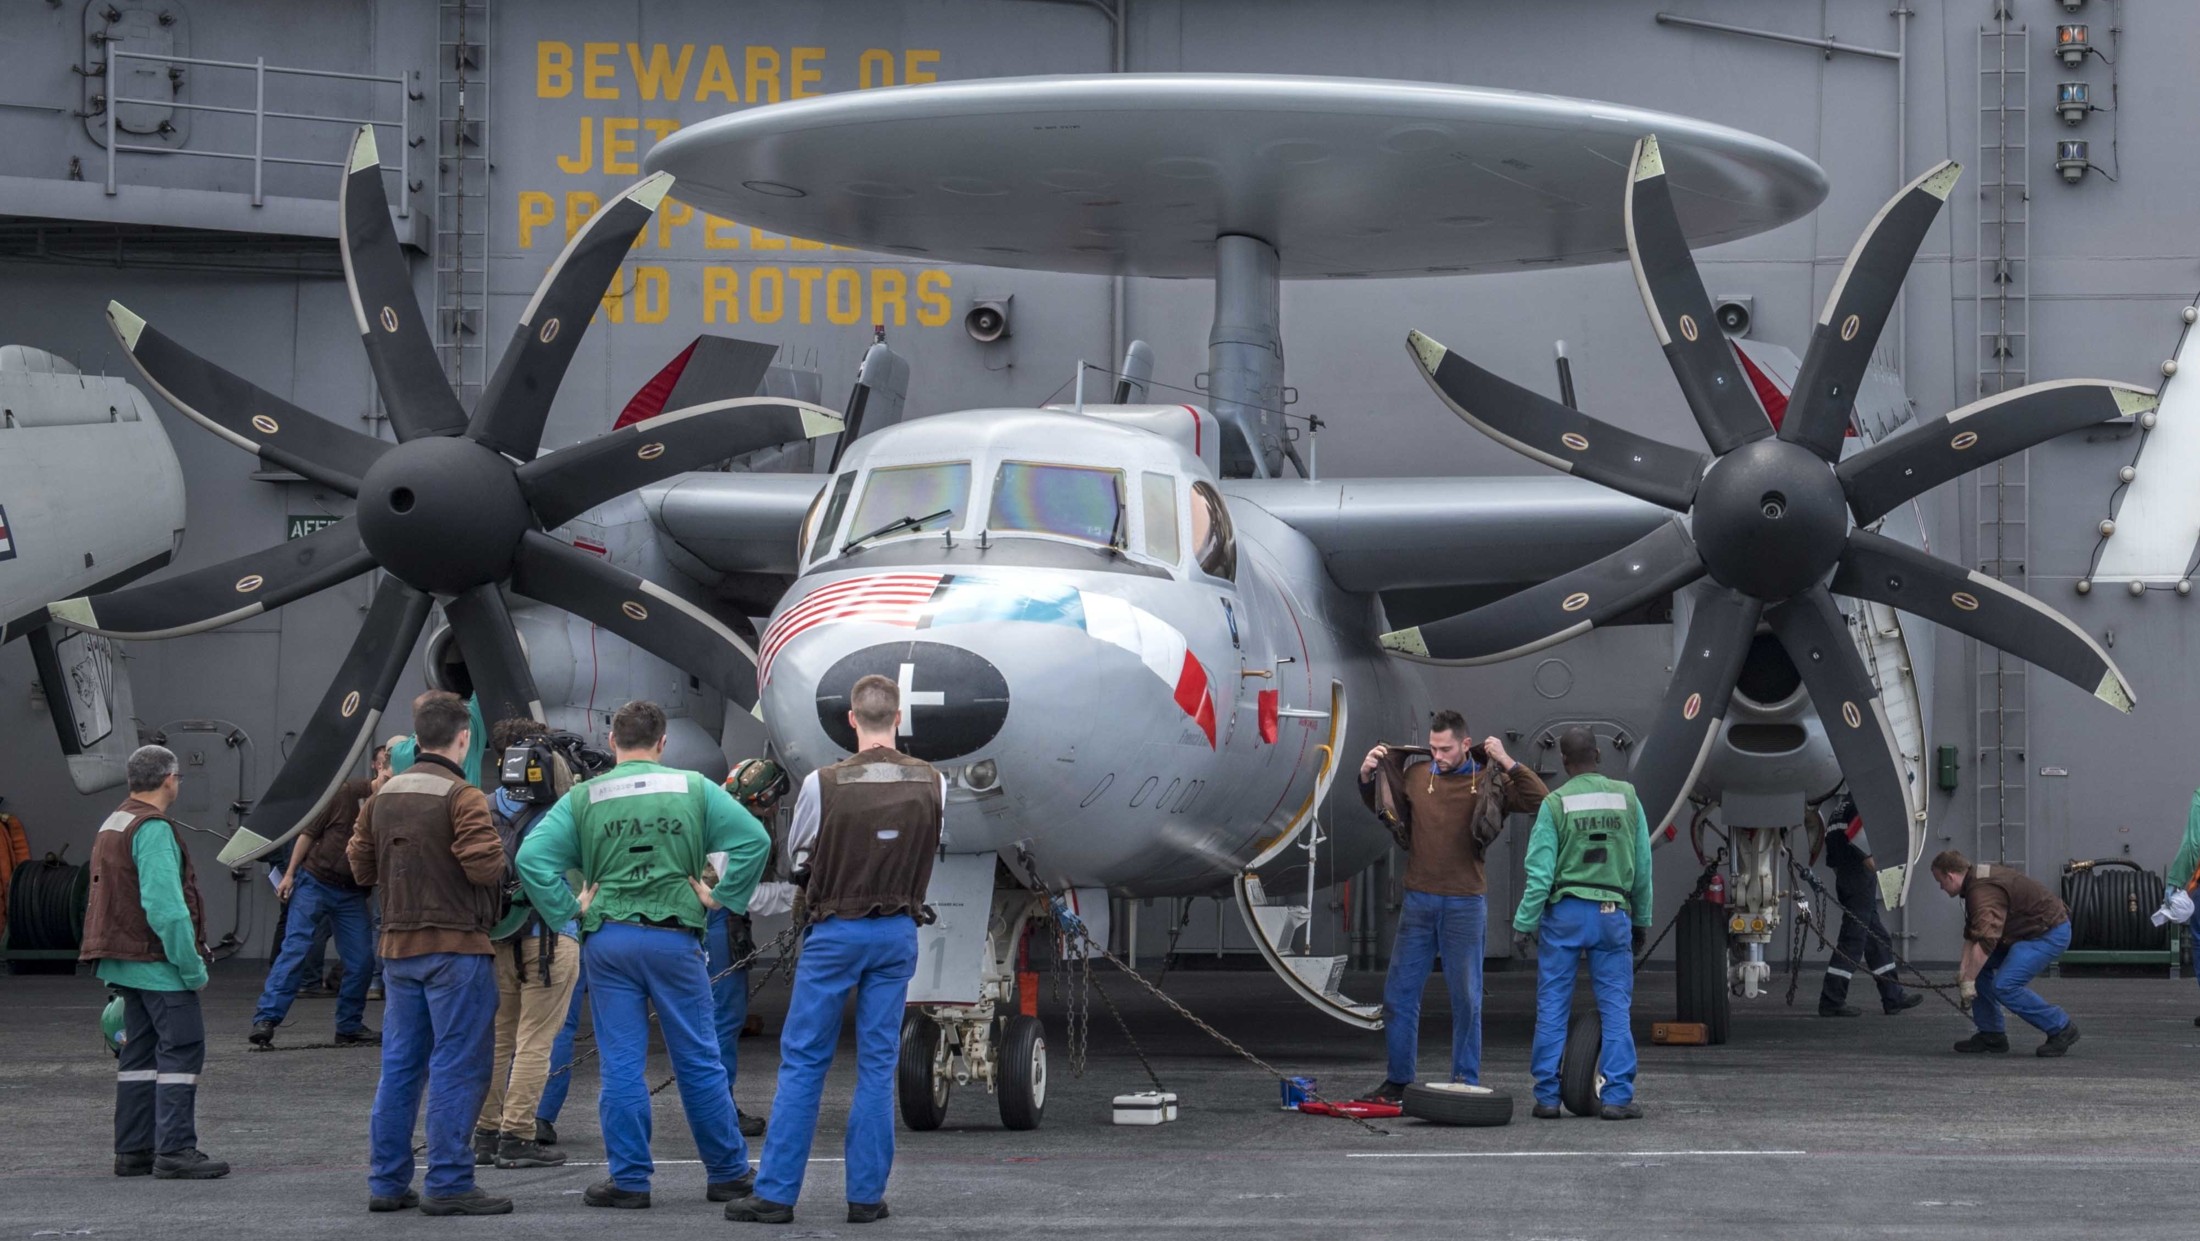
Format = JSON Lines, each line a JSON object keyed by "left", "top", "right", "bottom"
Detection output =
{"left": 249, "top": 758, "right": 383, "bottom": 1048}
{"left": 726, "top": 674, "right": 944, "bottom": 1226}
{"left": 347, "top": 692, "right": 510, "bottom": 1214}
{"left": 516, "top": 700, "right": 771, "bottom": 1210}
{"left": 1515, "top": 727, "right": 1653, "bottom": 1121}
{"left": 1933, "top": 850, "right": 2080, "bottom": 1057}
{"left": 711, "top": 759, "right": 798, "bottom": 1139}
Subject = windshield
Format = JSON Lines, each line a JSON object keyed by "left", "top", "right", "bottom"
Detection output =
{"left": 988, "top": 462, "right": 1123, "bottom": 546}
{"left": 846, "top": 462, "right": 970, "bottom": 549}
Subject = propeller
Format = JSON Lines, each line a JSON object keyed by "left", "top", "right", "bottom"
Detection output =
{"left": 48, "top": 127, "right": 843, "bottom": 865}
{"left": 1390, "top": 135, "right": 2144, "bottom": 837}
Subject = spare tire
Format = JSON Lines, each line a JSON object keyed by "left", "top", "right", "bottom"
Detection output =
{"left": 1559, "top": 1011, "right": 1602, "bottom": 1117}
{"left": 1400, "top": 1081, "right": 1513, "bottom": 1127}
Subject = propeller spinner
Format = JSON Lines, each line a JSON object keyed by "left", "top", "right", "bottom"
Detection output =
{"left": 47, "top": 127, "right": 842, "bottom": 862}
{"left": 1386, "top": 135, "right": 2146, "bottom": 841}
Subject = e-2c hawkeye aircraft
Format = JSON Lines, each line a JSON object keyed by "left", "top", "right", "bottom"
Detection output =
{"left": 46, "top": 75, "right": 2143, "bottom": 1130}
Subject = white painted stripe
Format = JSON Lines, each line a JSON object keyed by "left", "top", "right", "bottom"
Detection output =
{"left": 155, "top": 1072, "right": 198, "bottom": 1085}
{"left": 566, "top": 1158, "right": 843, "bottom": 1167}
{"left": 117, "top": 1070, "right": 158, "bottom": 1082}
{"left": 1561, "top": 792, "right": 1629, "bottom": 813}
{"left": 588, "top": 772, "right": 691, "bottom": 803}
{"left": 1348, "top": 1149, "right": 1807, "bottom": 1160}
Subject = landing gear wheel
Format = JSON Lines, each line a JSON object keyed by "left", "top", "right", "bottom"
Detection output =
{"left": 1401, "top": 1082, "right": 1513, "bottom": 1126}
{"left": 1675, "top": 897, "right": 1731, "bottom": 1045}
{"left": 897, "top": 1012, "right": 951, "bottom": 1131}
{"left": 1559, "top": 1011, "right": 1603, "bottom": 1117}
{"left": 997, "top": 1014, "right": 1048, "bottom": 1130}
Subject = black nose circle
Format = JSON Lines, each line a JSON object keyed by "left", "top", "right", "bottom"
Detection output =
{"left": 389, "top": 487, "right": 415, "bottom": 514}
{"left": 1760, "top": 491, "right": 1786, "bottom": 519}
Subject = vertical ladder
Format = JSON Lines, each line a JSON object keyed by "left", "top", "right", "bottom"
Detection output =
{"left": 1974, "top": 14, "right": 2030, "bottom": 872}
{"left": 435, "top": 0, "right": 491, "bottom": 411}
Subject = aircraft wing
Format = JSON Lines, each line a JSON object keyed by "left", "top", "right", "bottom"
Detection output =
{"left": 1222, "top": 476, "right": 1667, "bottom": 601}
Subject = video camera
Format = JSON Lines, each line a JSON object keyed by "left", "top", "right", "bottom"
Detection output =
{"left": 498, "top": 729, "right": 614, "bottom": 804}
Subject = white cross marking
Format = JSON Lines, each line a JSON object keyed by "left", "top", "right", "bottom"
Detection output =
{"left": 897, "top": 661, "right": 945, "bottom": 736}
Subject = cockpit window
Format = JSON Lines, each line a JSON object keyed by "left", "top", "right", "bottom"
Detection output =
{"left": 1190, "top": 481, "right": 1236, "bottom": 580}
{"left": 988, "top": 462, "right": 1124, "bottom": 547}
{"left": 845, "top": 462, "right": 970, "bottom": 551}
{"left": 1142, "top": 472, "right": 1180, "bottom": 564}
{"left": 804, "top": 472, "right": 855, "bottom": 565}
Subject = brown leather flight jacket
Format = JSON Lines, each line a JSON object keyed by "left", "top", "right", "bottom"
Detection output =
{"left": 353, "top": 756, "right": 501, "bottom": 943}
{"left": 806, "top": 746, "right": 943, "bottom": 924}
{"left": 81, "top": 797, "right": 209, "bottom": 965}
{"left": 300, "top": 778, "right": 373, "bottom": 891}
{"left": 1359, "top": 744, "right": 1549, "bottom": 898}
{"left": 1961, "top": 863, "right": 2071, "bottom": 952}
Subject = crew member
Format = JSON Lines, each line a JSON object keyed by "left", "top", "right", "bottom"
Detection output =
{"left": 726, "top": 675, "right": 944, "bottom": 1226}
{"left": 1354, "top": 709, "right": 1547, "bottom": 1102}
{"left": 2165, "top": 788, "right": 2200, "bottom": 1024}
{"left": 1815, "top": 796, "right": 1921, "bottom": 1018}
{"left": 472, "top": 719, "right": 583, "bottom": 1170}
{"left": 712, "top": 758, "right": 799, "bottom": 1138}
{"left": 349, "top": 691, "right": 511, "bottom": 1215}
{"left": 516, "top": 700, "right": 772, "bottom": 1210}
{"left": 249, "top": 759, "right": 382, "bottom": 1047}
{"left": 81, "top": 745, "right": 227, "bottom": 1180}
{"left": 1931, "top": 850, "right": 2080, "bottom": 1057}
{"left": 388, "top": 692, "right": 492, "bottom": 785}
{"left": 1514, "top": 727, "right": 1652, "bottom": 1121}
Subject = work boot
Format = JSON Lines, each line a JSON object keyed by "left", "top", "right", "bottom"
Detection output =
{"left": 724, "top": 1195, "right": 795, "bottom": 1224}
{"left": 584, "top": 1179, "right": 651, "bottom": 1209}
{"left": 420, "top": 1188, "right": 513, "bottom": 1216}
{"left": 1817, "top": 1004, "right": 1861, "bottom": 1018}
{"left": 368, "top": 1188, "right": 420, "bottom": 1213}
{"left": 247, "top": 1021, "right": 277, "bottom": 1047}
{"left": 114, "top": 1150, "right": 153, "bottom": 1177}
{"left": 1354, "top": 1080, "right": 1408, "bottom": 1104}
{"left": 847, "top": 1201, "right": 891, "bottom": 1224}
{"left": 472, "top": 1128, "right": 499, "bottom": 1166}
{"left": 1530, "top": 1103, "right": 1562, "bottom": 1120}
{"left": 494, "top": 1135, "right": 565, "bottom": 1168}
{"left": 2037, "top": 1023, "right": 2081, "bottom": 1058}
{"left": 1884, "top": 993, "right": 1924, "bottom": 1014}
{"left": 1953, "top": 1031, "right": 2010, "bottom": 1054}
{"left": 1599, "top": 1102, "right": 1644, "bottom": 1121}
{"left": 533, "top": 1119, "right": 558, "bottom": 1146}
{"left": 334, "top": 1027, "right": 381, "bottom": 1046}
{"left": 153, "top": 1149, "right": 230, "bottom": 1180}
{"left": 738, "top": 1108, "right": 767, "bottom": 1138}
{"left": 707, "top": 1171, "right": 757, "bottom": 1203}
{"left": 367, "top": 982, "right": 385, "bottom": 1002}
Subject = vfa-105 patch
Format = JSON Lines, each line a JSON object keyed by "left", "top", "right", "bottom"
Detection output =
{"left": 0, "top": 503, "right": 15, "bottom": 561}
{"left": 816, "top": 640, "right": 1009, "bottom": 763}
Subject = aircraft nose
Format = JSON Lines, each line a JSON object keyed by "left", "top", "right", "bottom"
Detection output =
{"left": 761, "top": 627, "right": 1033, "bottom": 776}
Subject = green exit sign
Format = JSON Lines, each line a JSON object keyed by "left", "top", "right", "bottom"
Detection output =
{"left": 287, "top": 515, "right": 341, "bottom": 541}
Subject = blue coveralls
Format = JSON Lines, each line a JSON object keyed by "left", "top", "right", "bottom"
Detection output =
{"left": 254, "top": 871, "right": 375, "bottom": 1036}
{"left": 707, "top": 906, "right": 751, "bottom": 1091}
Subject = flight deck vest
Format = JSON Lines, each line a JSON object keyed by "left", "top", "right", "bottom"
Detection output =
{"left": 807, "top": 747, "right": 943, "bottom": 924}
{"left": 570, "top": 760, "right": 714, "bottom": 934}
{"left": 81, "top": 797, "right": 209, "bottom": 964}
{"left": 1544, "top": 773, "right": 1643, "bottom": 913}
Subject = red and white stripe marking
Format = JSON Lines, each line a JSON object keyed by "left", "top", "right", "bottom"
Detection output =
{"left": 757, "top": 573, "right": 944, "bottom": 685}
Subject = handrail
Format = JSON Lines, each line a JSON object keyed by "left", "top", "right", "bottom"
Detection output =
{"left": 103, "top": 49, "right": 411, "bottom": 218}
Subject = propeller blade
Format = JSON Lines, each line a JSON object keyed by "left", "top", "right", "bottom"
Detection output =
{"left": 444, "top": 585, "right": 546, "bottom": 726}
{"left": 469, "top": 173, "right": 676, "bottom": 461}
{"left": 1779, "top": 161, "right": 1962, "bottom": 460}
{"left": 1833, "top": 529, "right": 2134, "bottom": 711}
{"left": 515, "top": 396, "right": 843, "bottom": 530}
{"left": 1839, "top": 380, "right": 2156, "bottom": 525}
{"left": 1628, "top": 586, "right": 1763, "bottom": 833}
{"left": 49, "top": 519, "right": 372, "bottom": 640}
{"left": 217, "top": 577, "right": 430, "bottom": 865}
{"left": 1381, "top": 517, "right": 1703, "bottom": 664}
{"left": 1624, "top": 135, "right": 1774, "bottom": 455}
{"left": 1766, "top": 586, "right": 1918, "bottom": 844}
{"left": 340, "top": 127, "right": 469, "bottom": 443}
{"left": 1407, "top": 330, "right": 1708, "bottom": 511}
{"left": 106, "top": 301, "right": 390, "bottom": 495}
{"left": 509, "top": 530, "right": 759, "bottom": 708}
